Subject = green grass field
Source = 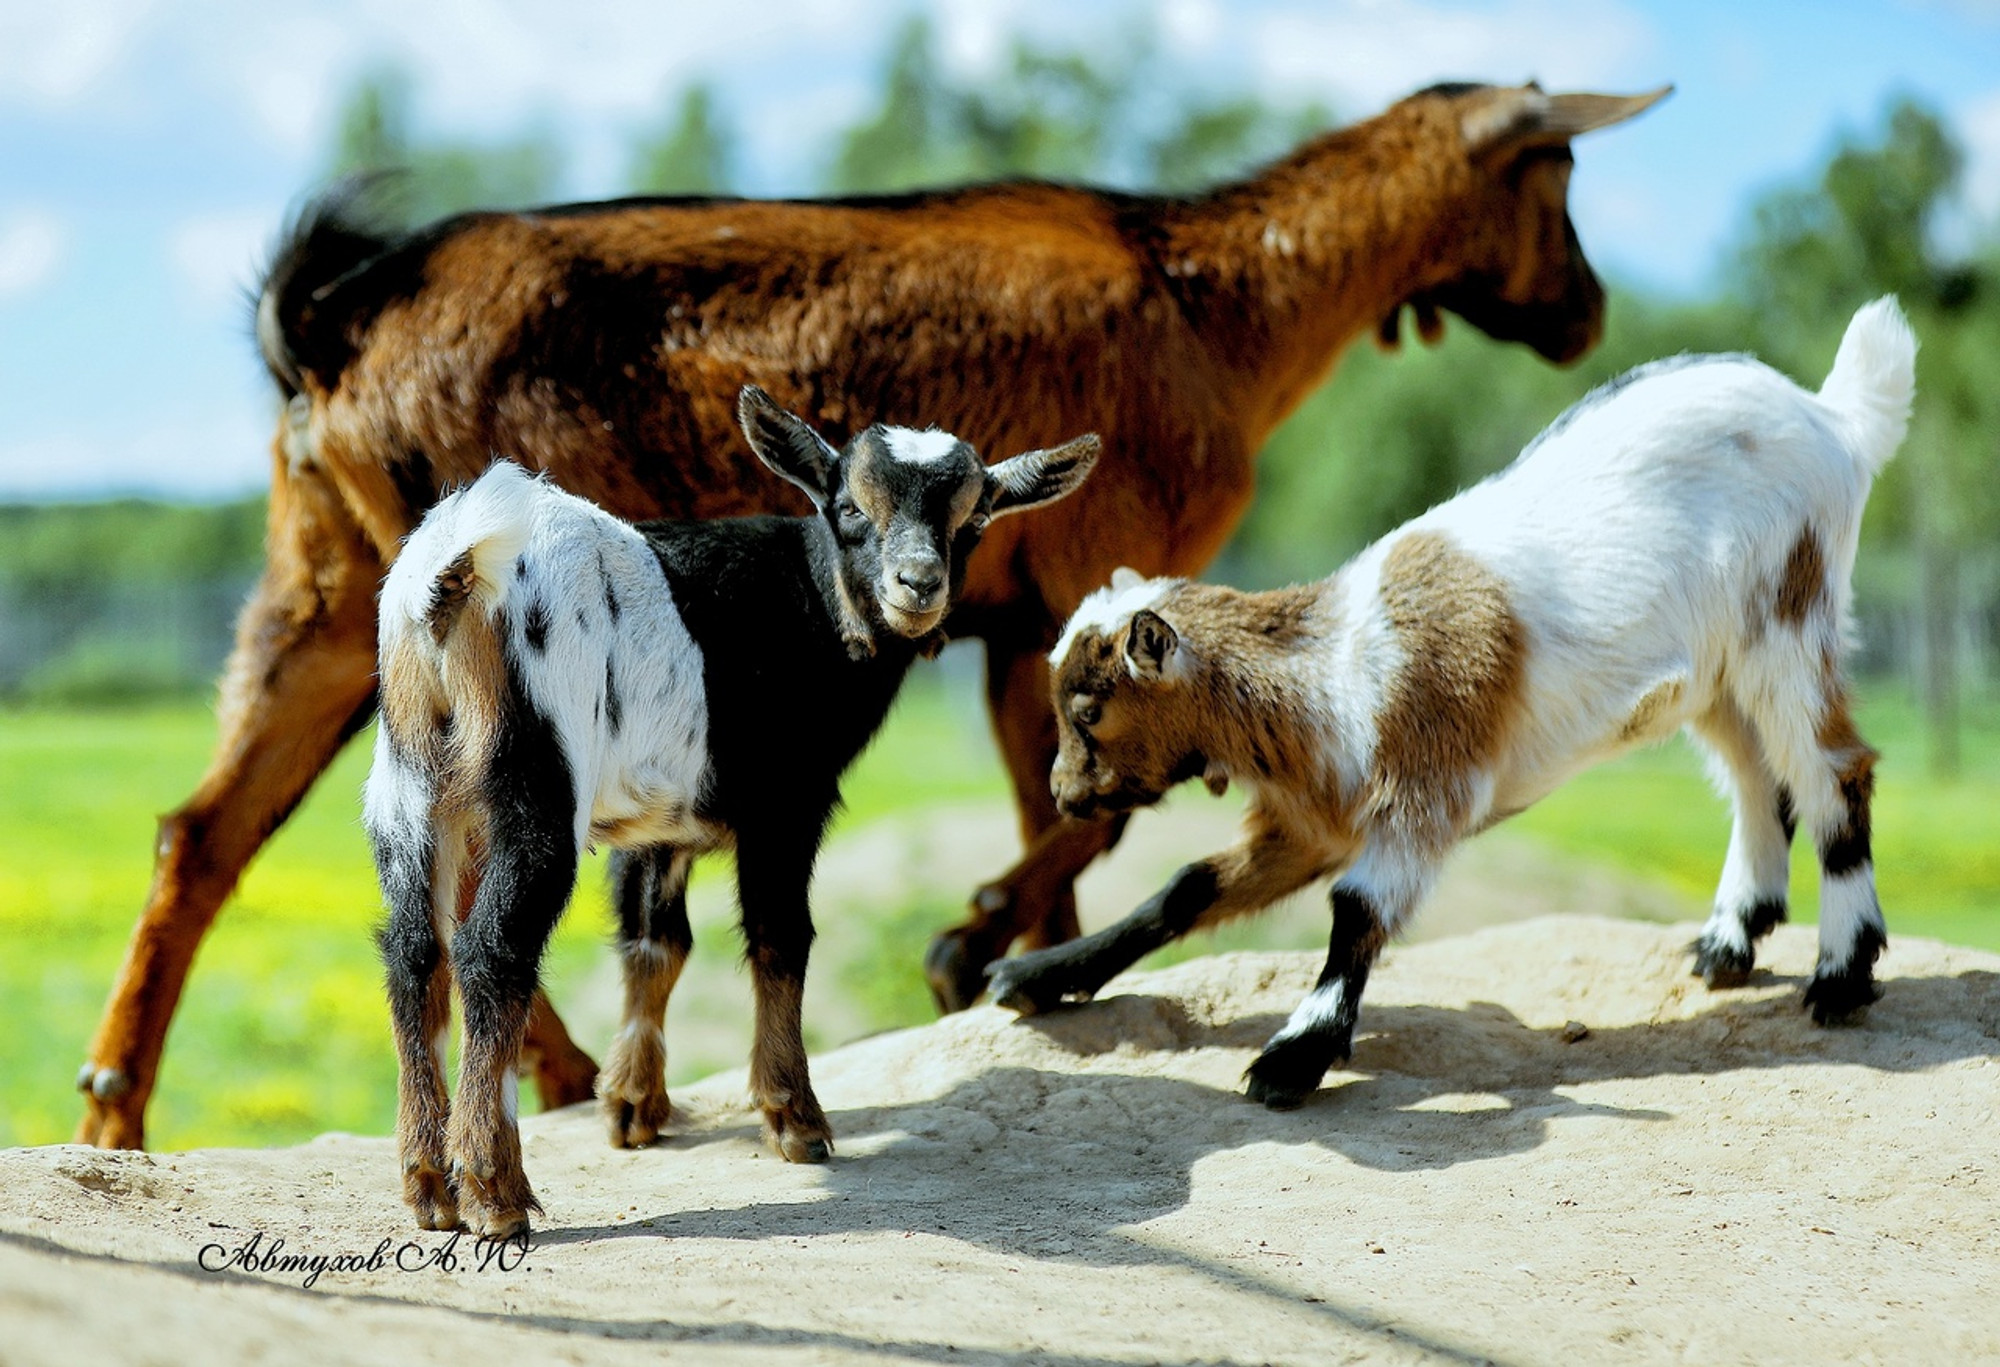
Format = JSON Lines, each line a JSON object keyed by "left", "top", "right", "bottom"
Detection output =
{"left": 2, "top": 669, "right": 1993, "bottom": 1151}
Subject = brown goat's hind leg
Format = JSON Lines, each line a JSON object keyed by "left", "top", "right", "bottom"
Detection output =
{"left": 521, "top": 989, "right": 599, "bottom": 1110}
{"left": 925, "top": 641, "right": 1124, "bottom": 1013}
{"left": 76, "top": 473, "right": 381, "bottom": 1148}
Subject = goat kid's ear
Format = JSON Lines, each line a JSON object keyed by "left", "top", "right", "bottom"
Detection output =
{"left": 986, "top": 434, "right": 1101, "bottom": 520}
{"left": 1110, "top": 566, "right": 1145, "bottom": 591}
{"left": 738, "top": 386, "right": 842, "bottom": 506}
{"left": 1124, "top": 609, "right": 1178, "bottom": 680}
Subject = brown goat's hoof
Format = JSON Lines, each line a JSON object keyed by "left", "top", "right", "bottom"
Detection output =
{"left": 923, "top": 931, "right": 988, "bottom": 1015}
{"left": 531, "top": 1045, "right": 600, "bottom": 1110}
{"left": 763, "top": 1108, "right": 834, "bottom": 1164}
{"left": 74, "top": 1083, "right": 147, "bottom": 1150}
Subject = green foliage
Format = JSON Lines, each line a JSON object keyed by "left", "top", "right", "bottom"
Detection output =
{"left": 630, "top": 83, "right": 734, "bottom": 195}
{"left": 828, "top": 15, "right": 1325, "bottom": 194}
{"left": 329, "top": 66, "right": 563, "bottom": 225}
{"left": 0, "top": 498, "right": 264, "bottom": 592}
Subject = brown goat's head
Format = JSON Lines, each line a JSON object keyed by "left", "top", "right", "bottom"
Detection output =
{"left": 1393, "top": 82, "right": 1670, "bottom": 365}
{"left": 1048, "top": 574, "right": 1216, "bottom": 821}
{"left": 738, "top": 387, "right": 1099, "bottom": 655}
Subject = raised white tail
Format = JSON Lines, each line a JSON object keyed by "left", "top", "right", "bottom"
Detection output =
{"left": 1818, "top": 295, "right": 1917, "bottom": 476}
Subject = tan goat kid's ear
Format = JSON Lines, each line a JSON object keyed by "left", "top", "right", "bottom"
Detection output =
{"left": 1110, "top": 566, "right": 1146, "bottom": 591}
{"left": 738, "top": 385, "right": 842, "bottom": 507}
{"left": 1461, "top": 83, "right": 1672, "bottom": 156}
{"left": 1124, "top": 608, "right": 1178, "bottom": 680}
{"left": 986, "top": 434, "right": 1101, "bottom": 519}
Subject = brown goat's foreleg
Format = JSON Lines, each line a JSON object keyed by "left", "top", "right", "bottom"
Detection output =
{"left": 76, "top": 472, "right": 382, "bottom": 1148}
{"left": 736, "top": 828, "right": 832, "bottom": 1164}
{"left": 597, "top": 847, "right": 694, "bottom": 1147}
{"left": 924, "top": 640, "right": 1126, "bottom": 1013}
{"left": 520, "top": 991, "right": 599, "bottom": 1110}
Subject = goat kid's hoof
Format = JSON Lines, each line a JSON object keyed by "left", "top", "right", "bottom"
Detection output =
{"left": 601, "top": 1092, "right": 672, "bottom": 1149}
{"left": 1243, "top": 1039, "right": 1344, "bottom": 1111}
{"left": 923, "top": 931, "right": 988, "bottom": 1015}
{"left": 452, "top": 1164, "right": 540, "bottom": 1239}
{"left": 983, "top": 963, "right": 1060, "bottom": 1017}
{"left": 403, "top": 1167, "right": 460, "bottom": 1231}
{"left": 1803, "top": 971, "right": 1882, "bottom": 1027}
{"left": 1691, "top": 937, "right": 1756, "bottom": 990}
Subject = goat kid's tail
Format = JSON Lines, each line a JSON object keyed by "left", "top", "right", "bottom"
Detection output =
{"left": 381, "top": 460, "right": 541, "bottom": 650}
{"left": 1818, "top": 295, "right": 1917, "bottom": 476}
{"left": 376, "top": 462, "right": 541, "bottom": 789}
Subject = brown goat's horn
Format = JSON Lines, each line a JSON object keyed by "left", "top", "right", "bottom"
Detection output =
{"left": 1463, "top": 84, "right": 1672, "bottom": 153}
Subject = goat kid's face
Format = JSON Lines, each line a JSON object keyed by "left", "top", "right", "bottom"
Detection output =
{"left": 1049, "top": 596, "right": 1208, "bottom": 821}
{"left": 1397, "top": 83, "right": 1669, "bottom": 365}
{"left": 738, "top": 387, "right": 1099, "bottom": 641}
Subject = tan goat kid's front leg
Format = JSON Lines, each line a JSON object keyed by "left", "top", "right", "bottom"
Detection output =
{"left": 985, "top": 811, "right": 1340, "bottom": 1016}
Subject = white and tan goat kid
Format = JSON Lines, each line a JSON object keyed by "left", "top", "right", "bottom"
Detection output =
{"left": 987, "top": 297, "right": 1916, "bottom": 1108}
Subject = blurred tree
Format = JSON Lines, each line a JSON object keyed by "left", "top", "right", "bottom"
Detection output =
{"left": 1734, "top": 98, "right": 1999, "bottom": 775}
{"left": 829, "top": 16, "right": 1325, "bottom": 194}
{"left": 630, "top": 83, "right": 734, "bottom": 195}
{"left": 328, "top": 67, "right": 562, "bottom": 226}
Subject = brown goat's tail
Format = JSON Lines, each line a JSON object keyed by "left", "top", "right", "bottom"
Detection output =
{"left": 254, "top": 176, "right": 398, "bottom": 398}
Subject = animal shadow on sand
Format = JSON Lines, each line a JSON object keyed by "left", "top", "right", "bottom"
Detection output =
{"left": 543, "top": 963, "right": 2000, "bottom": 1267}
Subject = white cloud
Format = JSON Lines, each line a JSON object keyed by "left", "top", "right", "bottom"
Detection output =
{"left": 0, "top": 210, "right": 67, "bottom": 299}
{"left": 168, "top": 210, "right": 274, "bottom": 319}
{"left": 1238, "top": 0, "right": 1657, "bottom": 114}
{"left": 1960, "top": 87, "right": 2000, "bottom": 225}
{"left": 0, "top": 404, "right": 272, "bottom": 500}
{"left": 0, "top": 0, "right": 158, "bottom": 109}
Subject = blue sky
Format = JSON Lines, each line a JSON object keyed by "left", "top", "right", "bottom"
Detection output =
{"left": 1, "top": 0, "right": 1997, "bottom": 500}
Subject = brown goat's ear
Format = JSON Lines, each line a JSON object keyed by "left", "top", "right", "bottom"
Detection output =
{"left": 1462, "top": 84, "right": 1671, "bottom": 155}
{"left": 1124, "top": 609, "right": 1178, "bottom": 680}
{"left": 738, "top": 385, "right": 840, "bottom": 506}
{"left": 987, "top": 434, "right": 1101, "bottom": 519}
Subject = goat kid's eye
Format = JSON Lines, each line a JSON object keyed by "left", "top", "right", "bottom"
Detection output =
{"left": 1073, "top": 700, "right": 1101, "bottom": 727}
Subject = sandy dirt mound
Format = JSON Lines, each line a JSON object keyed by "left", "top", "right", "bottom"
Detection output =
{"left": 5, "top": 916, "right": 1998, "bottom": 1365}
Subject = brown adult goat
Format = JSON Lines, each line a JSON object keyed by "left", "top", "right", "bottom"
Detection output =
{"left": 76, "top": 79, "right": 1665, "bottom": 1148}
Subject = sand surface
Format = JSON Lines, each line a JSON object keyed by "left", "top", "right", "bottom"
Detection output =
{"left": 6, "top": 916, "right": 1999, "bottom": 1366}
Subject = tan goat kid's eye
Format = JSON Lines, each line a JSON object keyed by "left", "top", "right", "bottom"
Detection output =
{"left": 1071, "top": 695, "right": 1101, "bottom": 727}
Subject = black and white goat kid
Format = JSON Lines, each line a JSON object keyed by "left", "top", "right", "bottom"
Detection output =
{"left": 367, "top": 388, "right": 1097, "bottom": 1237}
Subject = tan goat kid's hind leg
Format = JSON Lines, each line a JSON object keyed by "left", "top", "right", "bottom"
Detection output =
{"left": 1688, "top": 698, "right": 1798, "bottom": 988}
{"left": 597, "top": 848, "right": 695, "bottom": 1148}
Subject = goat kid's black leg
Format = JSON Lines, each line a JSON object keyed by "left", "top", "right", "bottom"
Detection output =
{"left": 377, "top": 826, "right": 457, "bottom": 1230}
{"left": 736, "top": 825, "right": 833, "bottom": 1164}
{"left": 1245, "top": 887, "right": 1386, "bottom": 1110}
{"left": 985, "top": 861, "right": 1222, "bottom": 1015}
{"left": 598, "top": 847, "right": 694, "bottom": 1147}
{"left": 446, "top": 702, "right": 579, "bottom": 1237}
